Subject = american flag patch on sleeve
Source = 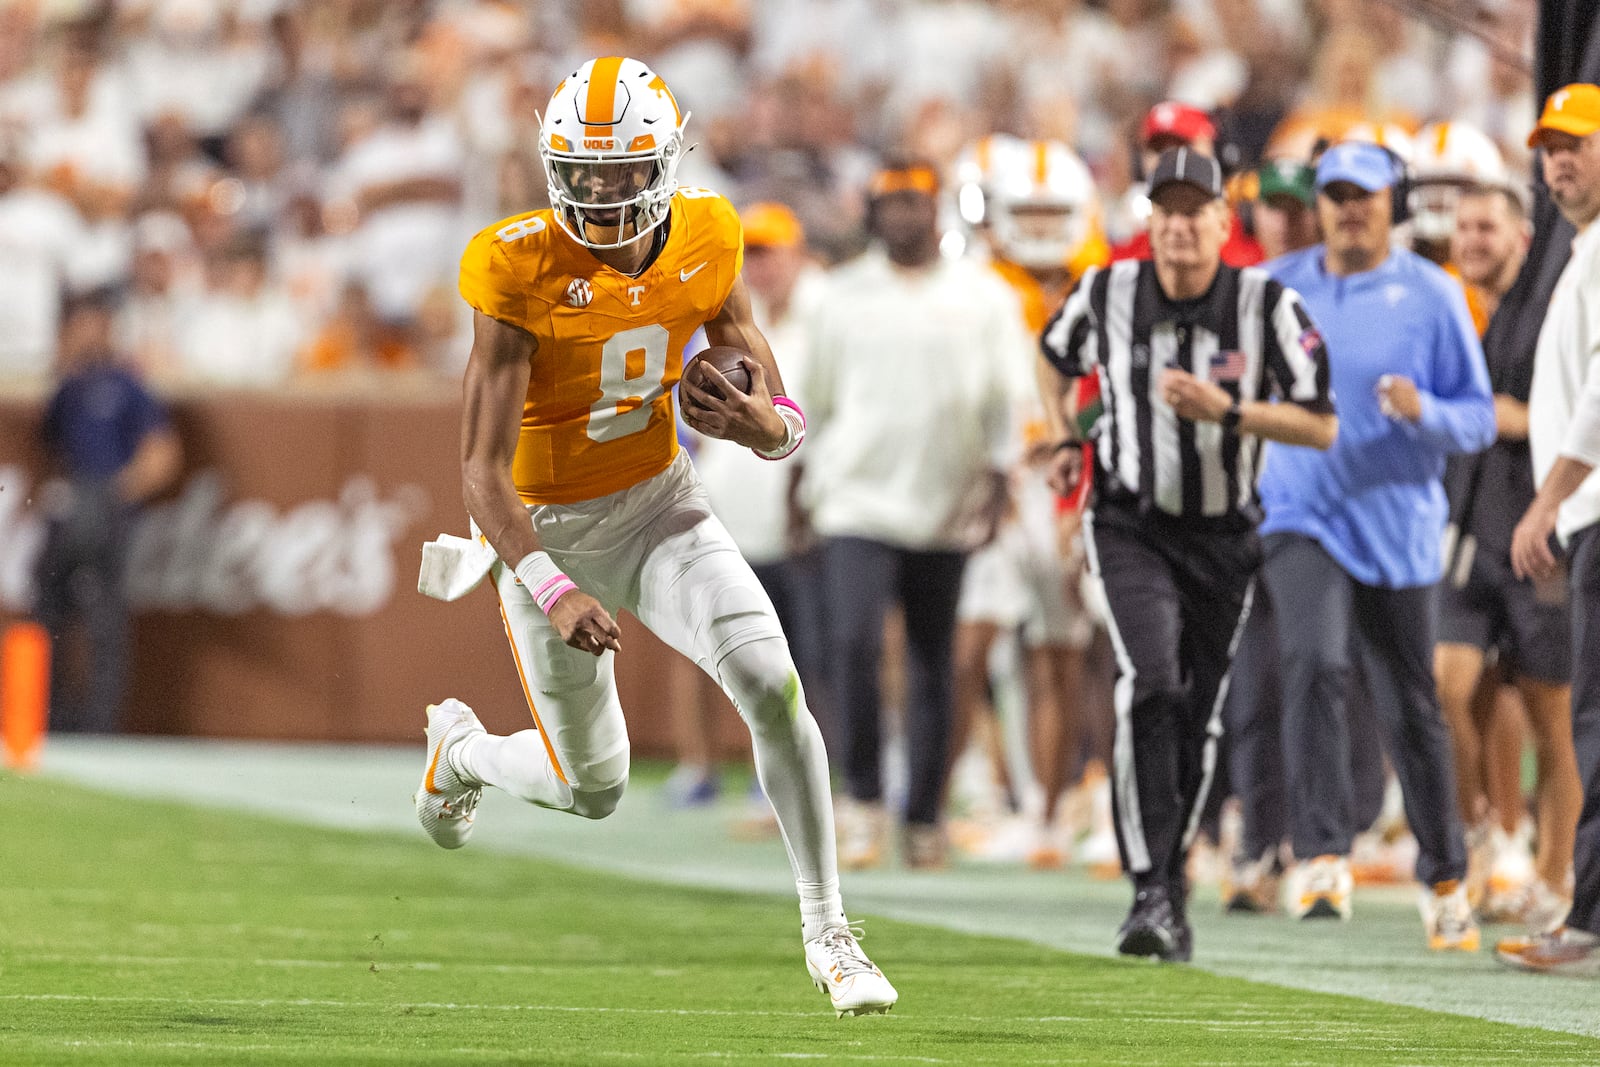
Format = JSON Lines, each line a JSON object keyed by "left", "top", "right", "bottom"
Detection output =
{"left": 1209, "top": 349, "right": 1248, "bottom": 383}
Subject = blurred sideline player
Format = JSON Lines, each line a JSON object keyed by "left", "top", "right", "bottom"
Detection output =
{"left": 414, "top": 57, "right": 896, "bottom": 1017}
{"left": 1405, "top": 120, "right": 1559, "bottom": 916}
{"left": 1437, "top": 175, "right": 1581, "bottom": 928}
{"left": 945, "top": 134, "right": 1106, "bottom": 869}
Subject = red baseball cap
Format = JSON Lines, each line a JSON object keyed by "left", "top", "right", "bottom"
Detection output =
{"left": 1141, "top": 101, "right": 1216, "bottom": 146}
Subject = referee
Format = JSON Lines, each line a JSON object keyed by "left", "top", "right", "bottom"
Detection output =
{"left": 1039, "top": 147, "right": 1337, "bottom": 961}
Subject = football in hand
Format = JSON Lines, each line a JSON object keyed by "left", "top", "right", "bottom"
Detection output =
{"left": 682, "top": 346, "right": 754, "bottom": 404}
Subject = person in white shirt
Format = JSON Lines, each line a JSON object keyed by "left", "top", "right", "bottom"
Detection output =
{"left": 0, "top": 141, "right": 87, "bottom": 379}
{"left": 1502, "top": 83, "right": 1600, "bottom": 977}
{"left": 175, "top": 233, "right": 303, "bottom": 387}
{"left": 324, "top": 64, "right": 465, "bottom": 328}
{"left": 797, "top": 160, "right": 1024, "bottom": 870}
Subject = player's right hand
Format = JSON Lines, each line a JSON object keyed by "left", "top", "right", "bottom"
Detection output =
{"left": 548, "top": 591, "right": 623, "bottom": 656}
{"left": 1045, "top": 443, "right": 1085, "bottom": 498}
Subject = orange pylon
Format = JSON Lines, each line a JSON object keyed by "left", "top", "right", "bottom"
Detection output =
{"left": 2, "top": 621, "right": 50, "bottom": 771}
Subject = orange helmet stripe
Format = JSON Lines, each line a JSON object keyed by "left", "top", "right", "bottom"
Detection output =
{"left": 976, "top": 137, "right": 994, "bottom": 173}
{"left": 583, "top": 56, "right": 625, "bottom": 138}
{"left": 647, "top": 75, "right": 682, "bottom": 125}
{"left": 1033, "top": 141, "right": 1049, "bottom": 186}
{"left": 1433, "top": 122, "right": 1451, "bottom": 157}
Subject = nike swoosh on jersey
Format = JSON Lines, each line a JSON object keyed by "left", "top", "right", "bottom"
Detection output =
{"left": 680, "top": 262, "right": 709, "bottom": 282}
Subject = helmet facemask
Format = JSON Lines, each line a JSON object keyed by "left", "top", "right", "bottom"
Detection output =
{"left": 991, "top": 198, "right": 1090, "bottom": 271}
{"left": 541, "top": 133, "right": 684, "bottom": 250}
{"left": 1408, "top": 181, "right": 1467, "bottom": 244}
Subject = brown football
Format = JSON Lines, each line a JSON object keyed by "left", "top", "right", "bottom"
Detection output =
{"left": 683, "top": 345, "right": 754, "bottom": 403}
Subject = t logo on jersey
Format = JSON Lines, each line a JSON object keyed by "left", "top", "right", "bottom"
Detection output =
{"left": 566, "top": 279, "right": 593, "bottom": 308}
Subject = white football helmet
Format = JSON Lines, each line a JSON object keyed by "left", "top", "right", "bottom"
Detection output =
{"left": 1340, "top": 121, "right": 1415, "bottom": 165}
{"left": 1408, "top": 121, "right": 1510, "bottom": 242}
{"left": 986, "top": 138, "right": 1097, "bottom": 271}
{"left": 951, "top": 133, "right": 1026, "bottom": 230}
{"left": 538, "top": 57, "right": 688, "bottom": 250}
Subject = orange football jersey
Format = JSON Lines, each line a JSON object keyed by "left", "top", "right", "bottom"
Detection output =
{"left": 459, "top": 189, "right": 744, "bottom": 504}
{"left": 987, "top": 226, "right": 1111, "bottom": 334}
{"left": 988, "top": 231, "right": 1110, "bottom": 448}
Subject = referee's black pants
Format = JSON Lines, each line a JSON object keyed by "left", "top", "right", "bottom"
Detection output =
{"left": 1083, "top": 497, "right": 1258, "bottom": 900}
{"left": 1263, "top": 533, "right": 1466, "bottom": 885}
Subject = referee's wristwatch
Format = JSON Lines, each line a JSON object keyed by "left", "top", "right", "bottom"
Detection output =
{"left": 1220, "top": 403, "right": 1243, "bottom": 432}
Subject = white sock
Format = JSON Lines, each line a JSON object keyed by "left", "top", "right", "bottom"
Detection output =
{"left": 799, "top": 883, "right": 847, "bottom": 941}
{"left": 452, "top": 729, "right": 573, "bottom": 810}
{"left": 716, "top": 638, "right": 846, "bottom": 942}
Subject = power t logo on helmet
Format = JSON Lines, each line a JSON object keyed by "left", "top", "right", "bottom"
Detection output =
{"left": 538, "top": 56, "right": 689, "bottom": 250}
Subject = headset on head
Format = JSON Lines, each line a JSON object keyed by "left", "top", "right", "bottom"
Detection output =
{"left": 1309, "top": 137, "right": 1411, "bottom": 225}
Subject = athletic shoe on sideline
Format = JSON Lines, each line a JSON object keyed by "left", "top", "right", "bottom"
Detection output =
{"left": 662, "top": 762, "right": 721, "bottom": 808}
{"left": 836, "top": 796, "right": 888, "bottom": 871}
{"left": 1520, "top": 880, "right": 1573, "bottom": 935}
{"left": 413, "top": 699, "right": 486, "bottom": 849}
{"left": 1496, "top": 926, "right": 1600, "bottom": 976}
{"left": 1420, "top": 880, "right": 1481, "bottom": 951}
{"left": 1482, "top": 825, "right": 1536, "bottom": 915}
{"left": 902, "top": 821, "right": 950, "bottom": 870}
{"left": 1285, "top": 854, "right": 1352, "bottom": 920}
{"left": 1222, "top": 848, "right": 1281, "bottom": 914}
{"left": 804, "top": 925, "right": 898, "bottom": 1017}
{"left": 1116, "top": 885, "right": 1192, "bottom": 962}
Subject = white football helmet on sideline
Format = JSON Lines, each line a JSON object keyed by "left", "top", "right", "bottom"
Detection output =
{"left": 986, "top": 138, "right": 1097, "bottom": 271}
{"left": 1341, "top": 121, "right": 1416, "bottom": 165}
{"left": 952, "top": 133, "right": 1026, "bottom": 230}
{"left": 1408, "top": 120, "right": 1510, "bottom": 242}
{"left": 538, "top": 56, "right": 688, "bottom": 250}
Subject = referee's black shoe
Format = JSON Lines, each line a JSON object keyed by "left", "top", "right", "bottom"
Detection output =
{"left": 1116, "top": 886, "right": 1193, "bottom": 962}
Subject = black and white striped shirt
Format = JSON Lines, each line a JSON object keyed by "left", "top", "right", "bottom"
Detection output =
{"left": 1041, "top": 259, "right": 1333, "bottom": 521}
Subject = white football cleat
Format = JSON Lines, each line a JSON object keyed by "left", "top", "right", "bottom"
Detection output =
{"left": 1285, "top": 854, "right": 1353, "bottom": 920}
{"left": 413, "top": 699, "right": 486, "bottom": 849}
{"left": 804, "top": 926, "right": 898, "bottom": 1018}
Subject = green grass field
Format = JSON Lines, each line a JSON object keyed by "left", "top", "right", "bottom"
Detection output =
{"left": 3, "top": 772, "right": 1599, "bottom": 1066}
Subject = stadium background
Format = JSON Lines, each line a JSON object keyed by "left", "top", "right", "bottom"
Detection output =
{"left": 2, "top": 0, "right": 1587, "bottom": 755}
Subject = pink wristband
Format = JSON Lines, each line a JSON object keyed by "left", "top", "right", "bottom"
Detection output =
{"left": 513, "top": 551, "right": 579, "bottom": 615}
{"left": 754, "top": 396, "right": 806, "bottom": 461}
{"left": 534, "top": 577, "right": 579, "bottom": 613}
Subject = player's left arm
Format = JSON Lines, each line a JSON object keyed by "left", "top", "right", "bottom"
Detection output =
{"left": 683, "top": 275, "right": 789, "bottom": 451}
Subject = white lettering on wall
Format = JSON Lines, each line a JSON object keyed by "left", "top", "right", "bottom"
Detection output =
{"left": 0, "top": 466, "right": 429, "bottom": 618}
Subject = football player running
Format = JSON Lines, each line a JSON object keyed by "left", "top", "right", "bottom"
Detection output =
{"left": 414, "top": 57, "right": 895, "bottom": 1017}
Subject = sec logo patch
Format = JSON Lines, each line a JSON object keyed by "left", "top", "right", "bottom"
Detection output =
{"left": 566, "top": 279, "right": 593, "bottom": 308}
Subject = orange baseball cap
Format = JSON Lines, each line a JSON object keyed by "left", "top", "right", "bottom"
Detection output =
{"left": 741, "top": 202, "right": 804, "bottom": 248}
{"left": 1528, "top": 83, "right": 1600, "bottom": 147}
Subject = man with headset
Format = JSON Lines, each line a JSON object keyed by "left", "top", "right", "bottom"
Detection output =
{"left": 1253, "top": 140, "right": 1497, "bottom": 948}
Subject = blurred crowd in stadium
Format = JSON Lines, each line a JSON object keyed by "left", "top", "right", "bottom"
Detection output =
{"left": 0, "top": 0, "right": 1534, "bottom": 384}
{"left": 17, "top": 0, "right": 1600, "bottom": 967}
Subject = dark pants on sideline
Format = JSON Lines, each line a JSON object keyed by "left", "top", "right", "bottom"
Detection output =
{"left": 1565, "top": 524, "right": 1600, "bottom": 934}
{"left": 33, "top": 482, "right": 132, "bottom": 734}
{"left": 823, "top": 536, "right": 966, "bottom": 826}
{"left": 752, "top": 549, "right": 833, "bottom": 748}
{"left": 1263, "top": 533, "right": 1466, "bottom": 885}
{"left": 1083, "top": 498, "right": 1258, "bottom": 898}
{"left": 1224, "top": 580, "right": 1389, "bottom": 864}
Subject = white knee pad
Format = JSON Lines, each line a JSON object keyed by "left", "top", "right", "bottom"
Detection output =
{"left": 719, "top": 636, "right": 804, "bottom": 734}
{"left": 518, "top": 622, "right": 631, "bottom": 795}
